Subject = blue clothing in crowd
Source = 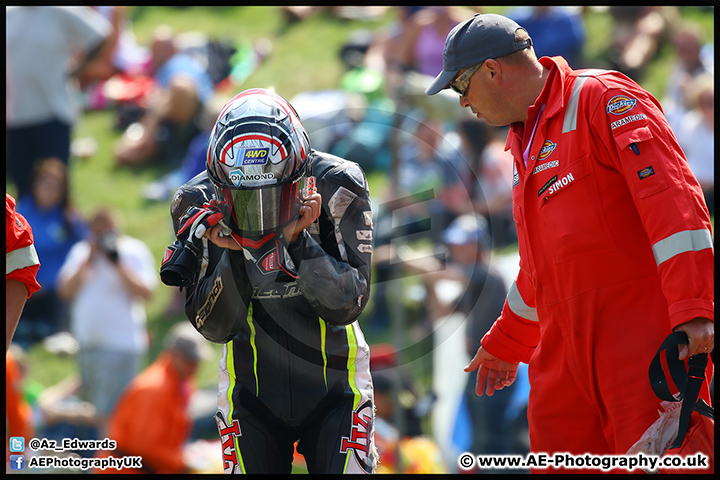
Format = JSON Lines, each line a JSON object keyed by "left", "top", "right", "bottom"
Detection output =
{"left": 155, "top": 53, "right": 214, "bottom": 104}
{"left": 180, "top": 131, "right": 210, "bottom": 181}
{"left": 14, "top": 195, "right": 88, "bottom": 346}
{"left": 507, "top": 7, "right": 586, "bottom": 67}
{"left": 16, "top": 195, "right": 89, "bottom": 289}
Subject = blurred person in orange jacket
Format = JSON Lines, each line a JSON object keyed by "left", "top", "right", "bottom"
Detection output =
{"left": 6, "top": 345, "right": 34, "bottom": 463}
{"left": 94, "top": 323, "right": 210, "bottom": 474}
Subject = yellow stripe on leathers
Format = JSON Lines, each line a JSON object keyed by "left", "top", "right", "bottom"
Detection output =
{"left": 319, "top": 317, "right": 328, "bottom": 391}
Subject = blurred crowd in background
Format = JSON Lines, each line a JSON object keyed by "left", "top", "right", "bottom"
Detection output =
{"left": 6, "top": 5, "right": 714, "bottom": 474}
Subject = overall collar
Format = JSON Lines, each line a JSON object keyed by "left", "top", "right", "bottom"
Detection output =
{"left": 504, "top": 56, "right": 574, "bottom": 153}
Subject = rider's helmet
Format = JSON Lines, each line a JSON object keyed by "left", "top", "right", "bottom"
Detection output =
{"left": 206, "top": 88, "right": 312, "bottom": 238}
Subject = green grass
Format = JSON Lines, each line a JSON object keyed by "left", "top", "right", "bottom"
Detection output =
{"left": 11, "top": 5, "right": 714, "bottom": 402}
{"left": 129, "top": 6, "right": 397, "bottom": 99}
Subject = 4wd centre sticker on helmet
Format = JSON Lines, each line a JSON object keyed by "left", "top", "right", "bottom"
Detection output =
{"left": 240, "top": 147, "right": 270, "bottom": 165}
{"left": 606, "top": 95, "right": 637, "bottom": 116}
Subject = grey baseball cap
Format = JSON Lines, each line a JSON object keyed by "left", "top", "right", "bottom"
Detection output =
{"left": 426, "top": 13, "right": 532, "bottom": 95}
{"left": 164, "top": 322, "right": 212, "bottom": 362}
{"left": 442, "top": 214, "right": 491, "bottom": 250}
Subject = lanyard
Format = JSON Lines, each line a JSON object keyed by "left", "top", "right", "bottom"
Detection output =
{"left": 523, "top": 104, "right": 545, "bottom": 167}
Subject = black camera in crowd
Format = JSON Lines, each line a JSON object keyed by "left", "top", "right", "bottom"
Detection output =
{"left": 97, "top": 232, "right": 119, "bottom": 263}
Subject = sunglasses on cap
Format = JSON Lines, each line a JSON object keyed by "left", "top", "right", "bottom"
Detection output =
{"left": 450, "top": 63, "right": 482, "bottom": 96}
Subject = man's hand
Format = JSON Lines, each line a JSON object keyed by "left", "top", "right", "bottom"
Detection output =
{"left": 464, "top": 346, "right": 519, "bottom": 396}
{"left": 177, "top": 202, "right": 227, "bottom": 246}
{"left": 160, "top": 202, "right": 228, "bottom": 287}
{"left": 674, "top": 317, "right": 714, "bottom": 360}
{"left": 205, "top": 224, "right": 243, "bottom": 250}
{"left": 282, "top": 191, "right": 322, "bottom": 244}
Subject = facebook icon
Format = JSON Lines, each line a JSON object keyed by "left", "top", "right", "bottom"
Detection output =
{"left": 9, "top": 455, "right": 25, "bottom": 470}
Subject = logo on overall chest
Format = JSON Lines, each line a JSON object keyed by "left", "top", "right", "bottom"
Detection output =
{"left": 537, "top": 140, "right": 557, "bottom": 161}
{"left": 637, "top": 166, "right": 655, "bottom": 180}
{"left": 538, "top": 172, "right": 576, "bottom": 197}
{"left": 606, "top": 95, "right": 637, "bottom": 115}
{"left": 532, "top": 160, "right": 559, "bottom": 175}
{"left": 611, "top": 113, "right": 647, "bottom": 130}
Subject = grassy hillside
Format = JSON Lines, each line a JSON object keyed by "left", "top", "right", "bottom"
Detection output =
{"left": 9, "top": 5, "right": 714, "bottom": 397}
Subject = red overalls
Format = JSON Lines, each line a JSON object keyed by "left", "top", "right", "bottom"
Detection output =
{"left": 481, "top": 56, "right": 714, "bottom": 473}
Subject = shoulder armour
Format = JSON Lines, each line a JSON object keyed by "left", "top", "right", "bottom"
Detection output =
{"left": 310, "top": 150, "right": 369, "bottom": 197}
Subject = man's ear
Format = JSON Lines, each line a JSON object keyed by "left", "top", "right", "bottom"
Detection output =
{"left": 485, "top": 58, "right": 501, "bottom": 80}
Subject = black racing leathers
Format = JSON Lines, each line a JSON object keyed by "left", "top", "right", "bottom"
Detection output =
{"left": 169, "top": 151, "right": 376, "bottom": 474}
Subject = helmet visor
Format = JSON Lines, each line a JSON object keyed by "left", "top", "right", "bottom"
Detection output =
{"left": 217, "top": 167, "right": 309, "bottom": 235}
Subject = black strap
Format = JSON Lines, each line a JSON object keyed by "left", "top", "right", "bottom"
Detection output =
{"left": 648, "top": 331, "right": 714, "bottom": 449}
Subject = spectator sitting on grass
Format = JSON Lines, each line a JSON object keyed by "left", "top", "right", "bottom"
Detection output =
{"left": 114, "top": 24, "right": 214, "bottom": 169}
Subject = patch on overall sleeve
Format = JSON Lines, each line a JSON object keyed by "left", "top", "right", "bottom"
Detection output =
{"left": 637, "top": 166, "right": 655, "bottom": 180}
